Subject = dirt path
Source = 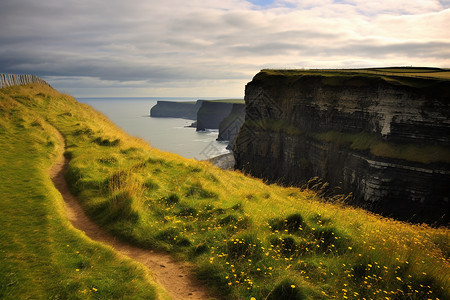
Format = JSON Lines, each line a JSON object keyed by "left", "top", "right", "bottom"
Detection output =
{"left": 50, "top": 131, "right": 214, "bottom": 300}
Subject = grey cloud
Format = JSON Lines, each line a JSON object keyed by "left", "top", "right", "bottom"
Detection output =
{"left": 324, "top": 41, "right": 450, "bottom": 59}
{"left": 1, "top": 0, "right": 449, "bottom": 97}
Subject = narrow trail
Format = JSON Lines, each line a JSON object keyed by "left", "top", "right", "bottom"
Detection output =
{"left": 50, "top": 131, "right": 214, "bottom": 300}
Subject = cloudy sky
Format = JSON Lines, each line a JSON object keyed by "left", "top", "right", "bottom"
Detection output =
{"left": 1, "top": 0, "right": 449, "bottom": 97}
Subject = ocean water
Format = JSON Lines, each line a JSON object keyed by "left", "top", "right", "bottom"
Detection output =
{"left": 77, "top": 97, "right": 230, "bottom": 160}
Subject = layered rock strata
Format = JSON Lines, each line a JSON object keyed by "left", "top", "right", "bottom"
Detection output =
{"left": 234, "top": 71, "right": 450, "bottom": 224}
{"left": 196, "top": 101, "right": 234, "bottom": 131}
{"left": 217, "top": 103, "right": 246, "bottom": 149}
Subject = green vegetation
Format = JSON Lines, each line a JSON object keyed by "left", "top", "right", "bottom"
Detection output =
{"left": 260, "top": 67, "right": 450, "bottom": 81}
{"left": 1, "top": 84, "right": 449, "bottom": 299}
{"left": 314, "top": 131, "right": 450, "bottom": 164}
{"left": 257, "top": 67, "right": 450, "bottom": 93}
{"left": 205, "top": 99, "right": 245, "bottom": 104}
{"left": 0, "top": 87, "right": 168, "bottom": 299}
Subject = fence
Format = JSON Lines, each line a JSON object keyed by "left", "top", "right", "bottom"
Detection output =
{"left": 0, "top": 74, "right": 49, "bottom": 89}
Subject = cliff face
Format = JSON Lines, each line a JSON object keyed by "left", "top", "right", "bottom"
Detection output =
{"left": 150, "top": 100, "right": 203, "bottom": 120}
{"left": 217, "top": 103, "right": 246, "bottom": 149}
{"left": 196, "top": 101, "right": 234, "bottom": 131}
{"left": 234, "top": 71, "right": 450, "bottom": 224}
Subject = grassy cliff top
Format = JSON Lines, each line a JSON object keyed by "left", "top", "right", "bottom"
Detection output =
{"left": 1, "top": 84, "right": 448, "bottom": 299}
{"left": 200, "top": 99, "right": 245, "bottom": 104}
{"left": 260, "top": 67, "right": 450, "bottom": 80}
{"left": 256, "top": 67, "right": 450, "bottom": 91}
{"left": 160, "top": 99, "right": 244, "bottom": 105}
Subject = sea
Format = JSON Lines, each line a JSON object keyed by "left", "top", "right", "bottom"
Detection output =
{"left": 77, "top": 97, "right": 231, "bottom": 160}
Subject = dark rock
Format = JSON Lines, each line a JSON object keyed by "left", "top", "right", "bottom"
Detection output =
{"left": 196, "top": 101, "right": 234, "bottom": 131}
{"left": 234, "top": 71, "right": 450, "bottom": 225}
{"left": 217, "top": 103, "right": 246, "bottom": 149}
{"left": 150, "top": 100, "right": 203, "bottom": 120}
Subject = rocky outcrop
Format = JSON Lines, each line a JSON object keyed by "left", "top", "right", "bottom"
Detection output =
{"left": 150, "top": 100, "right": 203, "bottom": 120}
{"left": 196, "top": 101, "right": 234, "bottom": 131}
{"left": 217, "top": 103, "right": 246, "bottom": 149}
{"left": 234, "top": 70, "right": 450, "bottom": 224}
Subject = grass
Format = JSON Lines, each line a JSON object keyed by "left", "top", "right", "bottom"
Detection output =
{"left": 206, "top": 99, "right": 245, "bottom": 104}
{"left": 260, "top": 67, "right": 450, "bottom": 81}
{"left": 1, "top": 83, "right": 449, "bottom": 299}
{"left": 0, "top": 87, "right": 169, "bottom": 299}
{"left": 257, "top": 68, "right": 450, "bottom": 94}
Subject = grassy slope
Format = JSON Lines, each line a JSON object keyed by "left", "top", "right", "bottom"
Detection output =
{"left": 1, "top": 84, "right": 449, "bottom": 300}
{"left": 0, "top": 86, "right": 169, "bottom": 299}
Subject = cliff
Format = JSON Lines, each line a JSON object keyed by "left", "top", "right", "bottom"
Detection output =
{"left": 217, "top": 103, "right": 246, "bottom": 149}
{"left": 196, "top": 101, "right": 234, "bottom": 131}
{"left": 150, "top": 100, "right": 203, "bottom": 120}
{"left": 234, "top": 69, "right": 450, "bottom": 224}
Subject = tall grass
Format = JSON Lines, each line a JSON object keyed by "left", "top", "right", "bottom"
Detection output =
{"left": 0, "top": 85, "right": 169, "bottom": 299}
{"left": 2, "top": 84, "right": 448, "bottom": 299}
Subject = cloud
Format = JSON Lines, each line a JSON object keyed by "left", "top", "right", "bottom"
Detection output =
{"left": 0, "top": 0, "right": 449, "bottom": 97}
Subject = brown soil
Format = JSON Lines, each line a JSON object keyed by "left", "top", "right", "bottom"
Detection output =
{"left": 50, "top": 131, "right": 214, "bottom": 300}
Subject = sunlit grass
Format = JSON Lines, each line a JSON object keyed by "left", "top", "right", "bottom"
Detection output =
{"left": 2, "top": 84, "right": 448, "bottom": 299}
{"left": 0, "top": 85, "right": 169, "bottom": 299}
{"left": 260, "top": 67, "right": 450, "bottom": 81}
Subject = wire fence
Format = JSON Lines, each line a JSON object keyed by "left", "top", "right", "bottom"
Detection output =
{"left": 0, "top": 74, "right": 49, "bottom": 89}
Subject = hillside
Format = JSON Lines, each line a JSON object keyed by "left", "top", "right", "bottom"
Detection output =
{"left": 0, "top": 83, "right": 449, "bottom": 299}
{"left": 0, "top": 85, "right": 169, "bottom": 299}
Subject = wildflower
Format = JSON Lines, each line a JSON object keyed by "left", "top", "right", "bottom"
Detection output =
{"left": 251, "top": 298, "right": 256, "bottom": 300}
{"left": 291, "top": 285, "right": 296, "bottom": 288}
{"left": 396, "top": 277, "right": 402, "bottom": 281}
{"left": 76, "top": 269, "right": 80, "bottom": 272}
{"left": 92, "top": 288, "right": 98, "bottom": 292}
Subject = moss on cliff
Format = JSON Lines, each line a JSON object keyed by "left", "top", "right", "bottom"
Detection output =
{"left": 313, "top": 131, "right": 450, "bottom": 164}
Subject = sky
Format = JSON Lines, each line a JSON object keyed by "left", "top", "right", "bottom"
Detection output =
{"left": 1, "top": 0, "right": 449, "bottom": 97}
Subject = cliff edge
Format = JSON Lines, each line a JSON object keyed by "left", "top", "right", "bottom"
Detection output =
{"left": 234, "top": 68, "right": 450, "bottom": 224}
{"left": 150, "top": 100, "right": 203, "bottom": 120}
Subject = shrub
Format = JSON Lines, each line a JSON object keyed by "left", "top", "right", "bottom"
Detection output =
{"left": 143, "top": 179, "right": 159, "bottom": 190}
{"left": 267, "top": 279, "right": 306, "bottom": 300}
{"left": 226, "top": 235, "right": 262, "bottom": 260}
{"left": 270, "top": 236, "right": 298, "bottom": 256}
{"left": 161, "top": 193, "right": 180, "bottom": 205}
{"left": 184, "top": 182, "right": 217, "bottom": 199}
{"left": 176, "top": 205, "right": 197, "bottom": 217}
{"left": 93, "top": 137, "right": 120, "bottom": 146}
{"left": 269, "top": 213, "right": 306, "bottom": 233}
